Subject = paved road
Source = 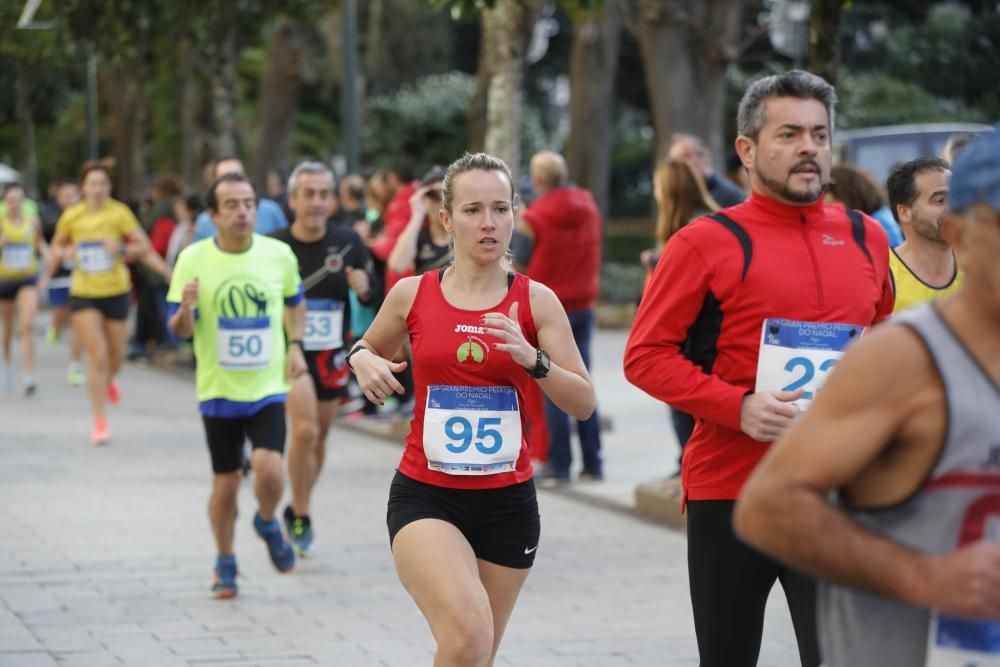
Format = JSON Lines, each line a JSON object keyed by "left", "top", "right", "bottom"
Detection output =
{"left": 0, "top": 333, "right": 800, "bottom": 666}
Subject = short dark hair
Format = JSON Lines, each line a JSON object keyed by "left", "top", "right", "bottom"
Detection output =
{"left": 828, "top": 165, "right": 886, "bottom": 215}
{"left": 205, "top": 173, "right": 253, "bottom": 213}
{"left": 886, "top": 157, "right": 950, "bottom": 223}
{"left": 211, "top": 156, "right": 244, "bottom": 179}
{"left": 182, "top": 194, "right": 203, "bottom": 216}
{"left": 3, "top": 182, "right": 24, "bottom": 196}
{"left": 389, "top": 158, "right": 415, "bottom": 184}
{"left": 737, "top": 70, "right": 837, "bottom": 141}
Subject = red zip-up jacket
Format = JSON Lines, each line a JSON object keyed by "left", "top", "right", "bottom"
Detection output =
{"left": 624, "top": 191, "right": 894, "bottom": 501}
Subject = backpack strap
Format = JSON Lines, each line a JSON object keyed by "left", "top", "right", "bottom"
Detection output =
{"left": 846, "top": 208, "right": 874, "bottom": 267}
{"left": 707, "top": 212, "right": 753, "bottom": 281}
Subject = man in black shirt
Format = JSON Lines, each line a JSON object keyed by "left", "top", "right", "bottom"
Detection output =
{"left": 271, "top": 161, "right": 379, "bottom": 555}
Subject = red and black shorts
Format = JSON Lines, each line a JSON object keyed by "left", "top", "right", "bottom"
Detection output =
{"left": 305, "top": 348, "right": 350, "bottom": 401}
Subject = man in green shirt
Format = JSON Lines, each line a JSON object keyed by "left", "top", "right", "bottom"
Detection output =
{"left": 168, "top": 173, "right": 306, "bottom": 598}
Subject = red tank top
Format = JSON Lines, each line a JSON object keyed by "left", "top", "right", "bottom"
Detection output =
{"left": 399, "top": 269, "right": 538, "bottom": 489}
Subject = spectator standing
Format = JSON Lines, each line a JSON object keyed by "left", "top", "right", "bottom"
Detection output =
{"left": 519, "top": 150, "right": 604, "bottom": 485}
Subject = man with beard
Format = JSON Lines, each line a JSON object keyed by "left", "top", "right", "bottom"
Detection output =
{"left": 886, "top": 158, "right": 962, "bottom": 312}
{"left": 624, "top": 70, "right": 894, "bottom": 667}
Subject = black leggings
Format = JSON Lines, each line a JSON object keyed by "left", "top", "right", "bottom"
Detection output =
{"left": 687, "top": 500, "right": 820, "bottom": 667}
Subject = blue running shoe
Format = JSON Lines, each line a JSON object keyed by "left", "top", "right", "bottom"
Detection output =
{"left": 211, "top": 554, "right": 238, "bottom": 599}
{"left": 253, "top": 512, "right": 296, "bottom": 572}
{"left": 283, "top": 506, "right": 314, "bottom": 557}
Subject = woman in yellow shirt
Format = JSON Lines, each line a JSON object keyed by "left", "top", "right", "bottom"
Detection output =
{"left": 0, "top": 183, "right": 48, "bottom": 395}
{"left": 48, "top": 161, "right": 171, "bottom": 444}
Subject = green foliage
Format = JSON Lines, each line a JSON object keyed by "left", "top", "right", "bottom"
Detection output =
{"left": 428, "top": 0, "right": 602, "bottom": 21}
{"left": 608, "top": 106, "right": 655, "bottom": 217}
{"left": 363, "top": 72, "right": 477, "bottom": 168}
{"left": 600, "top": 261, "right": 645, "bottom": 304}
{"left": 836, "top": 72, "right": 987, "bottom": 128}
{"left": 291, "top": 111, "right": 341, "bottom": 162}
{"left": 880, "top": 8, "right": 1000, "bottom": 119}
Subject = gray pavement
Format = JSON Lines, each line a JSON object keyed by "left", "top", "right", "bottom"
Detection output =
{"left": 0, "top": 329, "right": 801, "bottom": 666}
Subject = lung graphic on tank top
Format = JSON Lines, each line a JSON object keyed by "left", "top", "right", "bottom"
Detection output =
{"left": 453, "top": 323, "right": 490, "bottom": 371}
{"left": 213, "top": 276, "right": 273, "bottom": 371}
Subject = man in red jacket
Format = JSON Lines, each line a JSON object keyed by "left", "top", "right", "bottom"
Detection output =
{"left": 624, "top": 70, "right": 894, "bottom": 667}
{"left": 519, "top": 151, "right": 603, "bottom": 485}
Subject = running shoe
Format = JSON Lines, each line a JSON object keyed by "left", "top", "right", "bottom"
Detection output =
{"left": 90, "top": 419, "right": 110, "bottom": 445}
{"left": 23, "top": 376, "right": 36, "bottom": 397}
{"left": 46, "top": 328, "right": 59, "bottom": 345}
{"left": 283, "top": 507, "right": 314, "bottom": 557}
{"left": 253, "top": 512, "right": 296, "bottom": 572}
{"left": 211, "top": 554, "right": 238, "bottom": 599}
{"left": 106, "top": 378, "right": 121, "bottom": 404}
{"left": 67, "top": 364, "right": 85, "bottom": 386}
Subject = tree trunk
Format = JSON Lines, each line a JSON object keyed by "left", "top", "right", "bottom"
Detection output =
{"left": 101, "top": 62, "right": 145, "bottom": 202}
{"left": 637, "top": 0, "right": 746, "bottom": 166}
{"left": 481, "top": 0, "right": 543, "bottom": 181}
{"left": 808, "top": 0, "right": 842, "bottom": 86}
{"left": 178, "top": 40, "right": 200, "bottom": 190}
{"left": 253, "top": 19, "right": 304, "bottom": 192}
{"left": 465, "top": 36, "right": 490, "bottom": 154}
{"left": 566, "top": 5, "right": 621, "bottom": 216}
{"left": 212, "top": 0, "right": 239, "bottom": 157}
{"left": 363, "top": 0, "right": 385, "bottom": 92}
{"left": 14, "top": 70, "right": 38, "bottom": 199}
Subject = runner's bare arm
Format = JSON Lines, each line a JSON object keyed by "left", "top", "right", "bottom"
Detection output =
{"left": 349, "top": 277, "right": 419, "bottom": 404}
{"left": 32, "top": 217, "right": 50, "bottom": 265}
{"left": 284, "top": 298, "right": 307, "bottom": 378}
{"left": 525, "top": 280, "right": 595, "bottom": 420}
{"left": 124, "top": 228, "right": 172, "bottom": 281}
{"left": 734, "top": 324, "right": 1000, "bottom": 616}
{"left": 386, "top": 195, "right": 427, "bottom": 274}
{"left": 44, "top": 227, "right": 72, "bottom": 280}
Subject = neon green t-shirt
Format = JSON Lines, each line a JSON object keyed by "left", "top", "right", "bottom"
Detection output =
{"left": 0, "top": 198, "right": 38, "bottom": 220}
{"left": 167, "top": 235, "right": 302, "bottom": 405}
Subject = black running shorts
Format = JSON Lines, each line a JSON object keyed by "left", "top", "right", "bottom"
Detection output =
{"left": 305, "top": 348, "right": 350, "bottom": 401}
{"left": 386, "top": 470, "right": 541, "bottom": 569}
{"left": 69, "top": 292, "right": 130, "bottom": 321}
{"left": 0, "top": 278, "right": 37, "bottom": 301}
{"left": 201, "top": 402, "right": 287, "bottom": 474}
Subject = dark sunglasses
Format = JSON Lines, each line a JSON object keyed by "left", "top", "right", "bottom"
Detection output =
{"left": 423, "top": 188, "right": 442, "bottom": 202}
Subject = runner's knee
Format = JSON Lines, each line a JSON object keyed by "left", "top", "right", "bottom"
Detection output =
{"left": 436, "top": 605, "right": 494, "bottom": 665}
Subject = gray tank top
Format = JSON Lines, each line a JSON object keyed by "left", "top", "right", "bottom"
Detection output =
{"left": 819, "top": 303, "right": 1000, "bottom": 667}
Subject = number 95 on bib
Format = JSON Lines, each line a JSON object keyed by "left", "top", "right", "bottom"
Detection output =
{"left": 423, "top": 385, "right": 522, "bottom": 476}
{"left": 755, "top": 319, "right": 863, "bottom": 411}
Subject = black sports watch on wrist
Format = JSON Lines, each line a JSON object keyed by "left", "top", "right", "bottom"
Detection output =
{"left": 287, "top": 338, "right": 304, "bottom": 350}
{"left": 344, "top": 343, "right": 369, "bottom": 372}
{"left": 527, "top": 348, "right": 550, "bottom": 379}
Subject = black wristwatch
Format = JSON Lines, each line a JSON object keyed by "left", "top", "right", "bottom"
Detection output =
{"left": 287, "top": 338, "right": 304, "bottom": 350}
{"left": 527, "top": 347, "right": 550, "bottom": 379}
{"left": 344, "top": 343, "right": 369, "bottom": 372}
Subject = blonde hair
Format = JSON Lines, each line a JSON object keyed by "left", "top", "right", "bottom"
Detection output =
{"left": 442, "top": 152, "right": 517, "bottom": 214}
{"left": 654, "top": 159, "right": 720, "bottom": 248}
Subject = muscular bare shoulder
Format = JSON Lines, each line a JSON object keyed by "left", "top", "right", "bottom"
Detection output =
{"left": 526, "top": 279, "right": 562, "bottom": 325}
{"left": 766, "top": 319, "right": 945, "bottom": 499}
{"left": 384, "top": 275, "right": 422, "bottom": 318}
